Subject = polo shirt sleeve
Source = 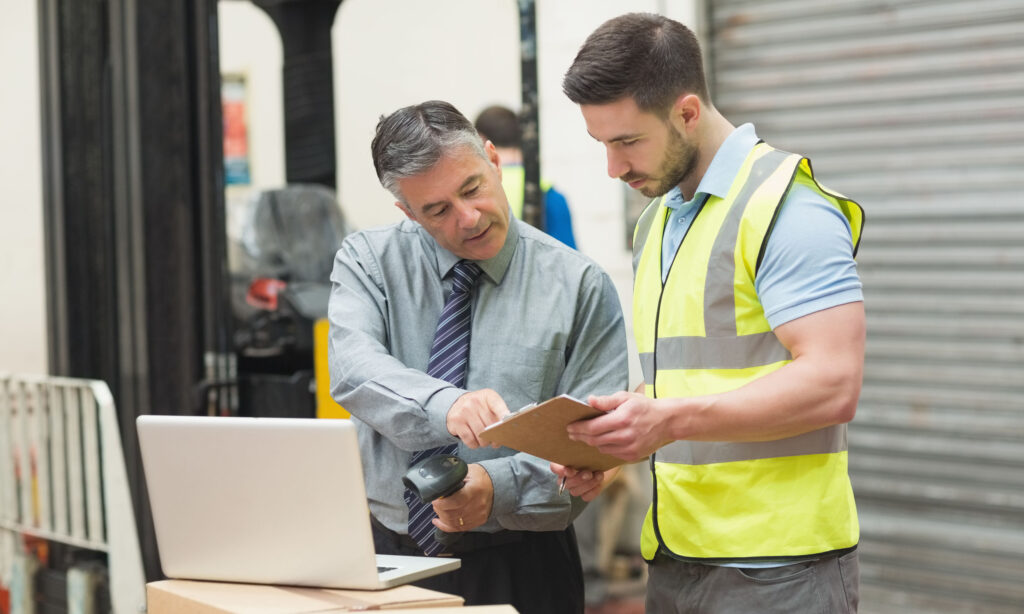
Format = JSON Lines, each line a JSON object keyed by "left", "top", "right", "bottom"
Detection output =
{"left": 756, "top": 183, "right": 864, "bottom": 329}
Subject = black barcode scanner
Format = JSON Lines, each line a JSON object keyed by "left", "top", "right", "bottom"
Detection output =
{"left": 403, "top": 454, "right": 468, "bottom": 546}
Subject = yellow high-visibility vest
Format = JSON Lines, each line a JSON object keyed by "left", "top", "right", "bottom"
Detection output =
{"left": 632, "top": 142, "right": 864, "bottom": 562}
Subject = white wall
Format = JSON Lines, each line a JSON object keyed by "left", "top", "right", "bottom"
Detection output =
{"left": 217, "top": 2, "right": 287, "bottom": 263}
{"left": 0, "top": 0, "right": 47, "bottom": 373}
{"left": 333, "top": 0, "right": 520, "bottom": 231}
{"left": 217, "top": 3, "right": 286, "bottom": 192}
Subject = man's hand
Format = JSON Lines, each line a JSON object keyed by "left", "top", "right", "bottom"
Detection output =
{"left": 550, "top": 463, "right": 619, "bottom": 502}
{"left": 446, "top": 389, "right": 509, "bottom": 448}
{"left": 431, "top": 463, "right": 494, "bottom": 532}
{"left": 567, "top": 391, "right": 672, "bottom": 462}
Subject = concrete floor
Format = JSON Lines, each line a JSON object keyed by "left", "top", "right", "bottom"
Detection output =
{"left": 586, "top": 597, "right": 646, "bottom": 614}
{"left": 584, "top": 564, "right": 647, "bottom": 614}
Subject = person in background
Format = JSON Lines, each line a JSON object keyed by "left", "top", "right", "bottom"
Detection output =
{"left": 474, "top": 105, "right": 578, "bottom": 248}
{"left": 327, "top": 100, "right": 628, "bottom": 613}
{"left": 555, "top": 13, "right": 865, "bottom": 613}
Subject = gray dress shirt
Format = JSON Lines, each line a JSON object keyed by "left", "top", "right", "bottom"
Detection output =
{"left": 328, "top": 216, "right": 628, "bottom": 534}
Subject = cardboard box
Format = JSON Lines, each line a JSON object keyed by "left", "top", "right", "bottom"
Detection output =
{"left": 146, "top": 579, "right": 464, "bottom": 613}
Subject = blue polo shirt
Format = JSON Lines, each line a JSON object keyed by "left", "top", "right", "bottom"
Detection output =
{"left": 660, "top": 123, "right": 862, "bottom": 329}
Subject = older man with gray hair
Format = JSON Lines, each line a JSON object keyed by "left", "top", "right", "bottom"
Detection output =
{"left": 326, "top": 100, "right": 627, "bottom": 612}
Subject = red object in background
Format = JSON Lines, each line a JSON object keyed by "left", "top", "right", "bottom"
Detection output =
{"left": 1, "top": 586, "right": 9, "bottom": 614}
{"left": 246, "top": 278, "right": 288, "bottom": 311}
{"left": 222, "top": 97, "right": 249, "bottom": 159}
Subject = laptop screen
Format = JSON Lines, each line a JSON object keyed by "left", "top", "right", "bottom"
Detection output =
{"left": 137, "top": 416, "right": 382, "bottom": 588}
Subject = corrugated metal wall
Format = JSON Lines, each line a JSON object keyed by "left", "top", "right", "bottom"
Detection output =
{"left": 706, "top": 1, "right": 1024, "bottom": 612}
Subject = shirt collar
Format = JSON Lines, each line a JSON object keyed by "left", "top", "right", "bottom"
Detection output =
{"left": 432, "top": 210, "right": 519, "bottom": 285}
{"left": 664, "top": 123, "right": 760, "bottom": 209}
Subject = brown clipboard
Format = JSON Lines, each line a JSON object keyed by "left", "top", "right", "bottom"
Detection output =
{"left": 480, "top": 395, "right": 625, "bottom": 471}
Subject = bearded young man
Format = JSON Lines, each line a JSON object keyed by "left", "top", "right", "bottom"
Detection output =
{"left": 554, "top": 13, "right": 865, "bottom": 614}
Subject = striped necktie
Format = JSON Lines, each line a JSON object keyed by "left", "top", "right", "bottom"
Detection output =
{"left": 403, "top": 260, "right": 482, "bottom": 555}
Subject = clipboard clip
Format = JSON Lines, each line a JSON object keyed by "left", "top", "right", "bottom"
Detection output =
{"left": 506, "top": 402, "right": 536, "bottom": 419}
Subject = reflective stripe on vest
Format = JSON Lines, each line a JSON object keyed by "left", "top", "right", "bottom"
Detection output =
{"left": 631, "top": 142, "right": 863, "bottom": 562}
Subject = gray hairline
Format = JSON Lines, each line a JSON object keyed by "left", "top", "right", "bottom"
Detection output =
{"left": 381, "top": 132, "right": 488, "bottom": 205}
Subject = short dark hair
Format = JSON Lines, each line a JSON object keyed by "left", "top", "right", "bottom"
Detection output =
{"left": 474, "top": 105, "right": 521, "bottom": 149}
{"left": 563, "top": 13, "right": 709, "bottom": 114}
{"left": 371, "top": 100, "right": 486, "bottom": 201}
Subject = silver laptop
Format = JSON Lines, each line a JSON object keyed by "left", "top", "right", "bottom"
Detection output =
{"left": 137, "top": 415, "right": 460, "bottom": 589}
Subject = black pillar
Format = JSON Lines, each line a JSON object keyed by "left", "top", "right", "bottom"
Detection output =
{"left": 252, "top": 0, "right": 343, "bottom": 189}
{"left": 518, "top": 0, "right": 543, "bottom": 230}
{"left": 39, "top": 0, "right": 229, "bottom": 581}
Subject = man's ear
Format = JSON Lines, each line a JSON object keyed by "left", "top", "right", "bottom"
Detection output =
{"left": 395, "top": 201, "right": 416, "bottom": 221}
{"left": 484, "top": 140, "right": 501, "bottom": 170}
{"left": 670, "top": 94, "right": 701, "bottom": 134}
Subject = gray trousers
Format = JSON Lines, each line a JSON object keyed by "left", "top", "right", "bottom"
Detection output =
{"left": 645, "top": 549, "right": 859, "bottom": 614}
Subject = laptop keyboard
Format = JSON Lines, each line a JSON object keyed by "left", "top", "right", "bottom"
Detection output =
{"left": 377, "top": 565, "right": 397, "bottom": 573}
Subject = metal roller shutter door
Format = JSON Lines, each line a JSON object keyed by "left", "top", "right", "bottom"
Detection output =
{"left": 707, "top": 1, "right": 1024, "bottom": 612}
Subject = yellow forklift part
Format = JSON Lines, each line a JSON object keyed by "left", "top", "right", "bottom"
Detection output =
{"left": 314, "top": 318, "right": 349, "bottom": 419}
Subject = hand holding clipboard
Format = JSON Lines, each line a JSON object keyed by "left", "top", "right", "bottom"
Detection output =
{"left": 480, "top": 394, "right": 628, "bottom": 471}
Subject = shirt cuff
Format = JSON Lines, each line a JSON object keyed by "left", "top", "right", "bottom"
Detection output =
{"left": 475, "top": 456, "right": 516, "bottom": 517}
{"left": 423, "top": 386, "right": 465, "bottom": 439}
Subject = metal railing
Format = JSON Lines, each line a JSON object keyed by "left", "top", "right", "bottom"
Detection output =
{"left": 0, "top": 373, "right": 146, "bottom": 613}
